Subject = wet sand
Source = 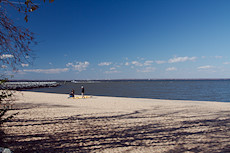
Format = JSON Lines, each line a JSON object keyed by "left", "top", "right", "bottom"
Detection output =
{"left": 2, "top": 91, "right": 230, "bottom": 153}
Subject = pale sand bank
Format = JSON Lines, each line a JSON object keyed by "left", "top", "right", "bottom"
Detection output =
{"left": 2, "top": 91, "right": 230, "bottom": 153}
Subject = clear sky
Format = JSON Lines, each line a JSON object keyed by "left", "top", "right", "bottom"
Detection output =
{"left": 4, "top": 0, "right": 230, "bottom": 80}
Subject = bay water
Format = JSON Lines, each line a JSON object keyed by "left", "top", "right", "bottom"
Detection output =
{"left": 23, "top": 80, "right": 230, "bottom": 102}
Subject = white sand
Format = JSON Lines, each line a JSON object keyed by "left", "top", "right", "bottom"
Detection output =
{"left": 2, "top": 91, "right": 230, "bottom": 153}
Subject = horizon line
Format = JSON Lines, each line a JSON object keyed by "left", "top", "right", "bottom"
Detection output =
{"left": 8, "top": 78, "right": 230, "bottom": 81}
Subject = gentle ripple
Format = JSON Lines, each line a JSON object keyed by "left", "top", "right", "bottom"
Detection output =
{"left": 23, "top": 80, "right": 230, "bottom": 102}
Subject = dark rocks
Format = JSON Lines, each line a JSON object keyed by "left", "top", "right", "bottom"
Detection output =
{"left": 0, "top": 82, "right": 60, "bottom": 90}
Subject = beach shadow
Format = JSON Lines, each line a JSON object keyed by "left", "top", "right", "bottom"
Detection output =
{"left": 0, "top": 129, "right": 6, "bottom": 147}
{"left": 2, "top": 108, "right": 230, "bottom": 153}
{"left": 13, "top": 102, "right": 72, "bottom": 110}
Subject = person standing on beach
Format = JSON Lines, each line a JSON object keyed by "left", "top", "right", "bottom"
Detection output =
{"left": 81, "top": 85, "right": 84, "bottom": 98}
{"left": 69, "top": 89, "right": 75, "bottom": 98}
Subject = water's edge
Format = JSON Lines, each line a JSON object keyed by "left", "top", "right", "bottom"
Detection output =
{"left": 20, "top": 80, "right": 230, "bottom": 103}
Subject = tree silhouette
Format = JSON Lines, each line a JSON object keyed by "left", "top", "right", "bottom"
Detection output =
{"left": 0, "top": 0, "right": 53, "bottom": 130}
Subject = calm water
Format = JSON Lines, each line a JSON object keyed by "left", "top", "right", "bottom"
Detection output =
{"left": 24, "top": 80, "right": 230, "bottom": 102}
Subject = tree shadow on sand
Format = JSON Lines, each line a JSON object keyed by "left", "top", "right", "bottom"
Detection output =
{"left": 2, "top": 108, "right": 230, "bottom": 153}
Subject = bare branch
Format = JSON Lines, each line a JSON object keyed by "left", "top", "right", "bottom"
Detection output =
{"left": 0, "top": 7, "right": 35, "bottom": 70}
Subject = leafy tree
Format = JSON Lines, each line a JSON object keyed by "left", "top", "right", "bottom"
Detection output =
{"left": 0, "top": 0, "right": 53, "bottom": 126}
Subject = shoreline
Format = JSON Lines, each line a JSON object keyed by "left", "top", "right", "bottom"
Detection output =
{"left": 17, "top": 90, "right": 230, "bottom": 103}
{"left": 2, "top": 91, "right": 230, "bottom": 152}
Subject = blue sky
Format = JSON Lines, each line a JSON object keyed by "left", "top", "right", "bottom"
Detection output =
{"left": 3, "top": 0, "right": 230, "bottom": 80}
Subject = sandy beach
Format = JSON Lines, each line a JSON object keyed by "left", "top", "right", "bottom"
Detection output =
{"left": 1, "top": 91, "right": 230, "bottom": 153}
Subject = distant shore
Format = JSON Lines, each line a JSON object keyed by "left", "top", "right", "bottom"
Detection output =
{"left": 2, "top": 91, "right": 230, "bottom": 152}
